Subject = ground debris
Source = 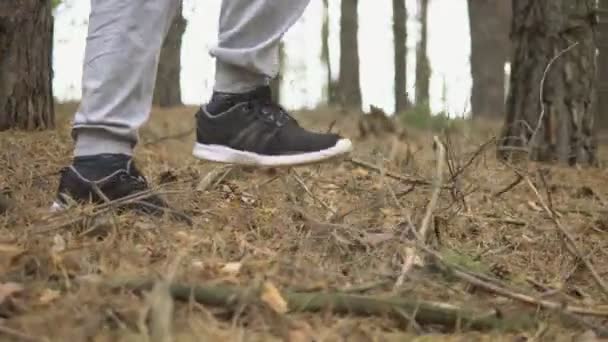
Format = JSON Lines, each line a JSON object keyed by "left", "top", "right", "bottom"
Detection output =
{"left": 1, "top": 105, "right": 608, "bottom": 339}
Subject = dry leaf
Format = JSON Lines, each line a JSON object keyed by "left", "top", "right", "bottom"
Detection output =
{"left": 260, "top": 281, "right": 288, "bottom": 314}
{"left": 380, "top": 208, "right": 393, "bottom": 216}
{"left": 0, "top": 243, "right": 23, "bottom": 254}
{"left": 39, "top": 288, "right": 61, "bottom": 305}
{"left": 51, "top": 234, "right": 66, "bottom": 254}
{"left": 353, "top": 168, "right": 369, "bottom": 177}
{"left": 0, "top": 243, "right": 26, "bottom": 271}
{"left": 526, "top": 201, "right": 542, "bottom": 212}
{"left": 174, "top": 230, "right": 196, "bottom": 243}
{"left": 220, "top": 262, "right": 242, "bottom": 275}
{"left": 521, "top": 234, "right": 535, "bottom": 244}
{"left": 286, "top": 321, "right": 315, "bottom": 342}
{"left": 76, "top": 274, "right": 103, "bottom": 285}
{"left": 0, "top": 282, "right": 23, "bottom": 304}
{"left": 191, "top": 259, "right": 204, "bottom": 269}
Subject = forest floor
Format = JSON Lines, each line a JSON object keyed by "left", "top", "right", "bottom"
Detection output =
{"left": 1, "top": 103, "right": 608, "bottom": 341}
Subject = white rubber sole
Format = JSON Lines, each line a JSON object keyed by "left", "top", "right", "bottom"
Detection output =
{"left": 192, "top": 138, "right": 353, "bottom": 167}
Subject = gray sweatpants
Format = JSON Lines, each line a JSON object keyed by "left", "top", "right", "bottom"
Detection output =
{"left": 73, "top": 0, "right": 310, "bottom": 157}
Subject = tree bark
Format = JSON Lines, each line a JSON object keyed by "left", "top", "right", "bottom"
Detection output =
{"left": 498, "top": 1, "right": 597, "bottom": 165}
{"left": 467, "top": 0, "right": 511, "bottom": 119}
{"left": 597, "top": 0, "right": 608, "bottom": 130}
{"left": 415, "top": 0, "right": 430, "bottom": 111}
{"left": 338, "top": 0, "right": 362, "bottom": 109}
{"left": 153, "top": 0, "right": 186, "bottom": 108}
{"left": 0, "top": 0, "right": 54, "bottom": 131}
{"left": 393, "top": 0, "right": 409, "bottom": 113}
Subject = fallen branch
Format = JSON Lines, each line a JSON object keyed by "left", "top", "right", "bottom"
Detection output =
{"left": 395, "top": 136, "right": 446, "bottom": 287}
{"left": 524, "top": 176, "right": 608, "bottom": 299}
{"left": 416, "top": 243, "right": 608, "bottom": 318}
{"left": 109, "top": 279, "right": 537, "bottom": 332}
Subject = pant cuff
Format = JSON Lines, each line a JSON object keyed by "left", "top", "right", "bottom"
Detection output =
{"left": 214, "top": 60, "right": 270, "bottom": 93}
{"left": 73, "top": 129, "right": 134, "bottom": 157}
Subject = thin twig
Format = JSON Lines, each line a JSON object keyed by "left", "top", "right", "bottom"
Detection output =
{"left": 290, "top": 169, "right": 335, "bottom": 214}
{"left": 348, "top": 157, "right": 440, "bottom": 187}
{"left": 418, "top": 137, "right": 446, "bottom": 240}
{"left": 339, "top": 279, "right": 391, "bottom": 293}
{"left": 448, "top": 136, "right": 496, "bottom": 183}
{"left": 196, "top": 165, "right": 232, "bottom": 192}
{"left": 395, "top": 136, "right": 446, "bottom": 288}
{"left": 493, "top": 174, "right": 523, "bottom": 198}
{"left": 31, "top": 188, "right": 185, "bottom": 235}
{"left": 524, "top": 176, "right": 608, "bottom": 298}
{"left": 529, "top": 42, "right": 579, "bottom": 148}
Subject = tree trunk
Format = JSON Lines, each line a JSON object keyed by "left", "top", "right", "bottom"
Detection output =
{"left": 414, "top": 0, "right": 430, "bottom": 111}
{"left": 393, "top": 0, "right": 409, "bottom": 113}
{"left": 0, "top": 0, "right": 54, "bottom": 130}
{"left": 153, "top": 0, "right": 186, "bottom": 108}
{"left": 467, "top": 0, "right": 511, "bottom": 119}
{"left": 338, "top": 0, "right": 362, "bottom": 109}
{"left": 322, "top": 0, "right": 336, "bottom": 105}
{"left": 498, "top": 1, "right": 597, "bottom": 165}
{"left": 596, "top": 0, "right": 608, "bottom": 130}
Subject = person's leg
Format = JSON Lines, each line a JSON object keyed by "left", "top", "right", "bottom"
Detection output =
{"left": 53, "top": 0, "right": 185, "bottom": 219}
{"left": 193, "top": 0, "right": 353, "bottom": 167}
{"left": 72, "top": 0, "right": 179, "bottom": 156}
{"left": 211, "top": 0, "right": 310, "bottom": 93}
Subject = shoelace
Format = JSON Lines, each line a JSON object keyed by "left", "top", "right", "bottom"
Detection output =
{"left": 246, "top": 99, "right": 295, "bottom": 127}
{"left": 123, "top": 161, "right": 151, "bottom": 191}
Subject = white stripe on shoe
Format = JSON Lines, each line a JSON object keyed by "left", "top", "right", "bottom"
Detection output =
{"left": 192, "top": 138, "right": 353, "bottom": 167}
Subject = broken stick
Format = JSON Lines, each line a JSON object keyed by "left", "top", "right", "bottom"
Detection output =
{"left": 395, "top": 136, "right": 446, "bottom": 288}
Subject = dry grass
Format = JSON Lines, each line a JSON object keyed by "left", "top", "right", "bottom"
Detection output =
{"left": 0, "top": 103, "right": 608, "bottom": 341}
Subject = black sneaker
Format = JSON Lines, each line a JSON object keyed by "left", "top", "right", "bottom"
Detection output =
{"left": 51, "top": 154, "right": 184, "bottom": 221}
{"left": 192, "top": 86, "right": 353, "bottom": 167}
